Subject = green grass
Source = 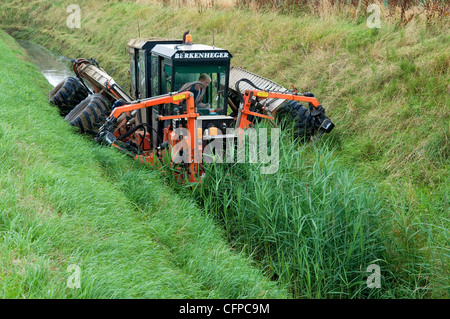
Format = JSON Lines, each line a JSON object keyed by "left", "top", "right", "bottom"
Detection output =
{"left": 0, "top": 0, "right": 448, "bottom": 298}
{"left": 0, "top": 29, "right": 288, "bottom": 298}
{"left": 166, "top": 123, "right": 448, "bottom": 298}
{"left": 196, "top": 135, "right": 392, "bottom": 298}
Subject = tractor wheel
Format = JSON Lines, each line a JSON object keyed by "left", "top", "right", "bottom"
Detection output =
{"left": 275, "top": 100, "right": 315, "bottom": 140}
{"left": 48, "top": 77, "right": 90, "bottom": 116}
{"left": 65, "top": 93, "right": 111, "bottom": 134}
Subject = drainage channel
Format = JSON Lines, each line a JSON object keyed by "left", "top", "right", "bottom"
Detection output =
{"left": 17, "top": 40, "right": 75, "bottom": 87}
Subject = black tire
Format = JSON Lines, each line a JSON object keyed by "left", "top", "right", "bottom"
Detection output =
{"left": 275, "top": 100, "right": 315, "bottom": 140}
{"left": 65, "top": 93, "right": 111, "bottom": 134}
{"left": 48, "top": 77, "right": 90, "bottom": 116}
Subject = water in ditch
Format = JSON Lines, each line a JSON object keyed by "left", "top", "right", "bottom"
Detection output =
{"left": 17, "top": 40, "right": 74, "bottom": 87}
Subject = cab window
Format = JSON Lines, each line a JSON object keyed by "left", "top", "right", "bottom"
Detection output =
{"left": 174, "top": 65, "right": 227, "bottom": 115}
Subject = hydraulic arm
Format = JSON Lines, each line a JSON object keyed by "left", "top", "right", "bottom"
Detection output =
{"left": 236, "top": 89, "right": 334, "bottom": 137}
{"left": 96, "top": 91, "right": 201, "bottom": 181}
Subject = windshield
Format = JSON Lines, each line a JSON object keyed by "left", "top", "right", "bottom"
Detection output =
{"left": 174, "top": 65, "right": 227, "bottom": 115}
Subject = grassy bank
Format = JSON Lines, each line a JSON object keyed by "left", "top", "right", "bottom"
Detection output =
{"left": 1, "top": 0, "right": 447, "bottom": 240}
{"left": 0, "top": 0, "right": 447, "bottom": 298}
{"left": 0, "top": 29, "right": 288, "bottom": 298}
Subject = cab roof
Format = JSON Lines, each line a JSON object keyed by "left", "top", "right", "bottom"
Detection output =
{"left": 127, "top": 38, "right": 182, "bottom": 50}
{"left": 151, "top": 43, "right": 232, "bottom": 61}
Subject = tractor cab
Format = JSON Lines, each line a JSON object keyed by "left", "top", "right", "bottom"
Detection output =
{"left": 151, "top": 42, "right": 231, "bottom": 114}
{"left": 128, "top": 37, "right": 233, "bottom": 115}
{"left": 128, "top": 36, "right": 235, "bottom": 150}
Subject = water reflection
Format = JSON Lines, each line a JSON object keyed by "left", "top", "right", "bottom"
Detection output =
{"left": 17, "top": 40, "right": 74, "bottom": 87}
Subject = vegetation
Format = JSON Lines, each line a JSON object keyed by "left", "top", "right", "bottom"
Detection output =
{"left": 168, "top": 123, "right": 445, "bottom": 298}
{"left": 0, "top": 0, "right": 448, "bottom": 298}
{"left": 0, "top": 29, "right": 288, "bottom": 298}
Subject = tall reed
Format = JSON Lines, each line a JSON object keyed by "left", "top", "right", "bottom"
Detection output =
{"left": 188, "top": 124, "right": 441, "bottom": 298}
